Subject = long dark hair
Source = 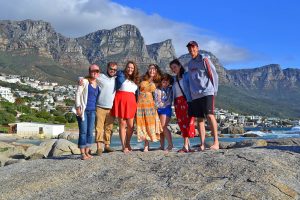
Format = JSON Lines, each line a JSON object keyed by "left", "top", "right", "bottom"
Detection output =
{"left": 142, "top": 64, "right": 162, "bottom": 85}
{"left": 124, "top": 61, "right": 140, "bottom": 84}
{"left": 169, "top": 59, "right": 185, "bottom": 79}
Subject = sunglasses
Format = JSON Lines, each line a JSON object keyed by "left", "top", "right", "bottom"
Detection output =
{"left": 90, "top": 70, "right": 100, "bottom": 73}
{"left": 109, "top": 67, "right": 117, "bottom": 72}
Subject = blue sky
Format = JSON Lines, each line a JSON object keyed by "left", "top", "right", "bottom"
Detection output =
{"left": 0, "top": 0, "right": 299, "bottom": 69}
{"left": 112, "top": 0, "right": 300, "bottom": 69}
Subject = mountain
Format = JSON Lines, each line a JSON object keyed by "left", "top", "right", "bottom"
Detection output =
{"left": 0, "top": 20, "right": 175, "bottom": 83}
{"left": 146, "top": 39, "right": 176, "bottom": 72}
{"left": 0, "top": 19, "right": 300, "bottom": 118}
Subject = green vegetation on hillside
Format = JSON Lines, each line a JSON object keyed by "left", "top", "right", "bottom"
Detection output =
{"left": 217, "top": 85, "right": 300, "bottom": 118}
{"left": 0, "top": 100, "right": 77, "bottom": 125}
{"left": 0, "top": 51, "right": 82, "bottom": 84}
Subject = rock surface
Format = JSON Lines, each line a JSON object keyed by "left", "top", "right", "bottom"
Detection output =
{"left": 48, "top": 139, "right": 80, "bottom": 157}
{"left": 221, "top": 125, "right": 245, "bottom": 134}
{"left": 0, "top": 142, "right": 300, "bottom": 200}
{"left": 25, "top": 139, "right": 57, "bottom": 159}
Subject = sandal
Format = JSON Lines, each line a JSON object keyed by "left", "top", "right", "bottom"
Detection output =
{"left": 177, "top": 148, "right": 188, "bottom": 153}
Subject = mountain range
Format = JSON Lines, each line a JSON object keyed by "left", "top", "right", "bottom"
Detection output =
{"left": 0, "top": 19, "right": 299, "bottom": 118}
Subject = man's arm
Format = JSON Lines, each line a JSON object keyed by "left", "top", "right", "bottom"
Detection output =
{"left": 207, "top": 58, "right": 218, "bottom": 95}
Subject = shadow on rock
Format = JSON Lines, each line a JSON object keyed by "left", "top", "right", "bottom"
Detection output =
{"left": 46, "top": 155, "right": 79, "bottom": 160}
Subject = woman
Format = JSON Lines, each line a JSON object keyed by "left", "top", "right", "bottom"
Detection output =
{"left": 75, "top": 64, "right": 100, "bottom": 160}
{"left": 136, "top": 64, "right": 163, "bottom": 152}
{"left": 169, "top": 59, "right": 195, "bottom": 152}
{"left": 111, "top": 61, "right": 140, "bottom": 153}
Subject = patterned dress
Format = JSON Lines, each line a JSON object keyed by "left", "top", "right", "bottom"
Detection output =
{"left": 174, "top": 96, "right": 195, "bottom": 138}
{"left": 136, "top": 81, "right": 163, "bottom": 142}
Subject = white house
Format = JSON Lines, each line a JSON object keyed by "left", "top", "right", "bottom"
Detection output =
{"left": 9, "top": 122, "right": 65, "bottom": 138}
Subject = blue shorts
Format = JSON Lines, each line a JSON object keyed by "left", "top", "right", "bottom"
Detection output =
{"left": 157, "top": 105, "right": 172, "bottom": 118}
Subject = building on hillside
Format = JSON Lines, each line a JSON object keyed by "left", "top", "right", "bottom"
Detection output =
{"left": 37, "top": 85, "right": 54, "bottom": 90}
{"left": 0, "top": 86, "right": 15, "bottom": 103}
{"left": 8, "top": 122, "right": 65, "bottom": 138}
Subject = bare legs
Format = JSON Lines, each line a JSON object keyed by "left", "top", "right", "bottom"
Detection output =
{"left": 198, "top": 118, "right": 206, "bottom": 151}
{"left": 144, "top": 140, "right": 149, "bottom": 152}
{"left": 207, "top": 114, "right": 219, "bottom": 150}
{"left": 183, "top": 137, "right": 189, "bottom": 150}
{"left": 119, "top": 118, "right": 134, "bottom": 153}
{"left": 159, "top": 133, "right": 165, "bottom": 150}
{"left": 159, "top": 115, "right": 173, "bottom": 150}
{"left": 198, "top": 114, "right": 219, "bottom": 151}
{"left": 125, "top": 118, "right": 134, "bottom": 151}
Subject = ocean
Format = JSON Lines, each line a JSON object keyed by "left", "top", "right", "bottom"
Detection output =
{"left": 6, "top": 126, "right": 300, "bottom": 150}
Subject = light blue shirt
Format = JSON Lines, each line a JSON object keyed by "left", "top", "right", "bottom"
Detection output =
{"left": 96, "top": 73, "right": 116, "bottom": 109}
{"left": 187, "top": 54, "right": 218, "bottom": 100}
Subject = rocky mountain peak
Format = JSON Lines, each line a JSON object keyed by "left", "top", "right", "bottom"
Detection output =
{"left": 146, "top": 39, "right": 176, "bottom": 71}
{"left": 227, "top": 64, "right": 298, "bottom": 89}
{"left": 112, "top": 24, "right": 142, "bottom": 37}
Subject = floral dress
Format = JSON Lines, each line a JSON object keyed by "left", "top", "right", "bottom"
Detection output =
{"left": 136, "top": 81, "right": 163, "bottom": 142}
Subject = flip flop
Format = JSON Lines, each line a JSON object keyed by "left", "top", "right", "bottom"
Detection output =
{"left": 177, "top": 148, "right": 188, "bottom": 153}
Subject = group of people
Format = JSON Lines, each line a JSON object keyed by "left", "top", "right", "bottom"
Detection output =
{"left": 74, "top": 41, "right": 219, "bottom": 160}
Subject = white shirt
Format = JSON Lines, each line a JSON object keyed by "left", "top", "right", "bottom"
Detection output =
{"left": 119, "top": 79, "right": 138, "bottom": 93}
{"left": 174, "top": 79, "right": 184, "bottom": 98}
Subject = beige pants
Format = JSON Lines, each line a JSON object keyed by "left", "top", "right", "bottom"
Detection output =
{"left": 95, "top": 107, "right": 115, "bottom": 145}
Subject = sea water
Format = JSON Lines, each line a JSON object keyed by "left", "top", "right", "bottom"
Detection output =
{"left": 92, "top": 126, "right": 300, "bottom": 150}
{"left": 2, "top": 127, "right": 299, "bottom": 150}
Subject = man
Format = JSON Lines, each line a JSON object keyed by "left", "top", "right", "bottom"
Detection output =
{"left": 186, "top": 41, "right": 219, "bottom": 150}
{"left": 80, "top": 62, "right": 118, "bottom": 155}
{"left": 95, "top": 62, "right": 118, "bottom": 155}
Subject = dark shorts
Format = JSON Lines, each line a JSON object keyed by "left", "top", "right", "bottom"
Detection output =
{"left": 188, "top": 95, "right": 215, "bottom": 118}
{"left": 157, "top": 105, "right": 172, "bottom": 118}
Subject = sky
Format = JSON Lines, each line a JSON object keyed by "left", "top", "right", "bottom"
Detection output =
{"left": 0, "top": 0, "right": 299, "bottom": 69}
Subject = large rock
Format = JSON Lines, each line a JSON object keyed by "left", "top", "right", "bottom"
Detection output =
{"left": 67, "top": 133, "right": 79, "bottom": 140}
{"left": 48, "top": 139, "right": 80, "bottom": 157}
{"left": 242, "top": 133, "right": 260, "bottom": 137}
{"left": 0, "top": 146, "right": 299, "bottom": 199}
{"left": 0, "top": 155, "right": 8, "bottom": 167}
{"left": 57, "top": 132, "right": 69, "bottom": 139}
{"left": 0, "top": 141, "right": 25, "bottom": 158}
{"left": 25, "top": 139, "right": 57, "bottom": 159}
{"left": 221, "top": 125, "right": 245, "bottom": 134}
{"left": 57, "top": 132, "right": 79, "bottom": 140}
{"left": 266, "top": 138, "right": 300, "bottom": 146}
{"left": 231, "top": 139, "right": 268, "bottom": 148}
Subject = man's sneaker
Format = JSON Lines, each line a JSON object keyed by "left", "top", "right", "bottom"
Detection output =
{"left": 96, "top": 148, "right": 103, "bottom": 156}
{"left": 104, "top": 146, "right": 115, "bottom": 153}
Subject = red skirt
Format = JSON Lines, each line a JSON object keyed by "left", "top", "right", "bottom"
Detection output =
{"left": 174, "top": 96, "right": 195, "bottom": 138}
{"left": 111, "top": 91, "right": 137, "bottom": 119}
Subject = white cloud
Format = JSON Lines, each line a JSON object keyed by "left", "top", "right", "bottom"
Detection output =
{"left": 0, "top": 0, "right": 251, "bottom": 65}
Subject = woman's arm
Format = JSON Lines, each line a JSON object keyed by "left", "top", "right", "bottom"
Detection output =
{"left": 115, "top": 70, "right": 126, "bottom": 90}
{"left": 75, "top": 79, "right": 88, "bottom": 116}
